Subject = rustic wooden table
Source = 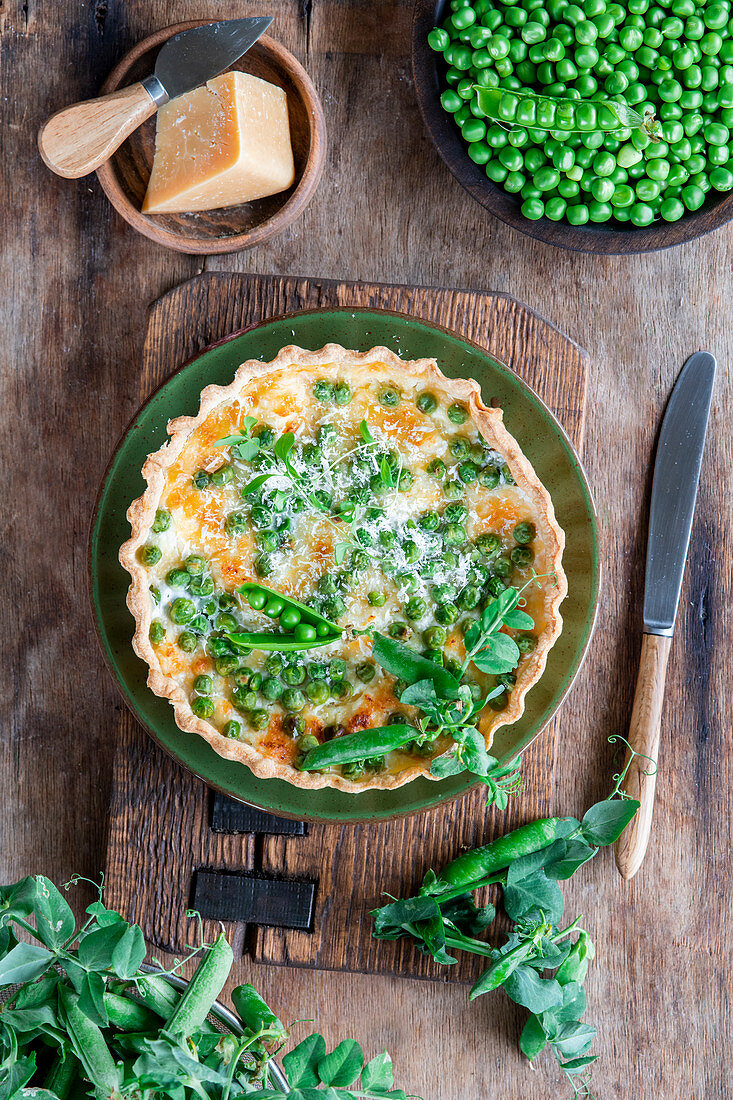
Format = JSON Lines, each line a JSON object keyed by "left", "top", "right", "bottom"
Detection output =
{"left": 2, "top": 2, "right": 730, "bottom": 1097}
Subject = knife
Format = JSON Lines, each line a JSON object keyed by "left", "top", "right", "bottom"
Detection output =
{"left": 38, "top": 18, "right": 272, "bottom": 180}
{"left": 614, "top": 351, "right": 716, "bottom": 881}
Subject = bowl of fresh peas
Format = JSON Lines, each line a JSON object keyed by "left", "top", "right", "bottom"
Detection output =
{"left": 412, "top": 0, "right": 733, "bottom": 252}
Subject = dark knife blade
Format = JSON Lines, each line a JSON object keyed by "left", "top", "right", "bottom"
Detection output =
{"left": 643, "top": 351, "right": 716, "bottom": 636}
{"left": 152, "top": 18, "right": 273, "bottom": 103}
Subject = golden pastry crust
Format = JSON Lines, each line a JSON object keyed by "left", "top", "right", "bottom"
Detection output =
{"left": 120, "top": 344, "right": 567, "bottom": 792}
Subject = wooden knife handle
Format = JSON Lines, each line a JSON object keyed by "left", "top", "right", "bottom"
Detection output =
{"left": 38, "top": 84, "right": 158, "bottom": 179}
{"left": 614, "top": 632, "right": 672, "bottom": 881}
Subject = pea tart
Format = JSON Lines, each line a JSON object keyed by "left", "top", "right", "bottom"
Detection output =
{"left": 120, "top": 344, "right": 567, "bottom": 793}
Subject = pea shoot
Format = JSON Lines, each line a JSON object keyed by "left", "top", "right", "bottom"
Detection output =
{"left": 0, "top": 876, "right": 415, "bottom": 1100}
{"left": 372, "top": 738, "right": 654, "bottom": 1098}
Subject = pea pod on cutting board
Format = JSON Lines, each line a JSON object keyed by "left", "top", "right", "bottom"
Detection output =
{"left": 227, "top": 581, "right": 343, "bottom": 650}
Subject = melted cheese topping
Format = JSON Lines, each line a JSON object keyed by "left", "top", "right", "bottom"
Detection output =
{"left": 141, "top": 360, "right": 556, "bottom": 782}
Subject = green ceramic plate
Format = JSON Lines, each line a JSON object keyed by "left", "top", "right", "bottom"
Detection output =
{"left": 89, "top": 308, "right": 599, "bottom": 823}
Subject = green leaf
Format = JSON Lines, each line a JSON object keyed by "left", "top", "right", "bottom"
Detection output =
{"left": 503, "top": 871, "right": 565, "bottom": 925}
{"left": 244, "top": 473, "right": 275, "bottom": 495}
{"left": 274, "top": 432, "right": 295, "bottom": 466}
{"left": 233, "top": 439, "right": 259, "bottom": 462}
{"left": 85, "top": 901, "right": 124, "bottom": 927}
{"left": 372, "top": 633, "right": 460, "bottom": 696}
{"left": 0, "top": 1004, "right": 65, "bottom": 1046}
{"left": 359, "top": 420, "right": 375, "bottom": 444}
{"left": 551, "top": 981, "right": 587, "bottom": 1024}
{"left": 506, "top": 840, "right": 568, "bottom": 886}
{"left": 551, "top": 1021, "right": 596, "bottom": 1059}
{"left": 334, "top": 542, "right": 351, "bottom": 566}
{"left": 361, "top": 1051, "right": 394, "bottom": 1093}
{"left": 429, "top": 752, "right": 465, "bottom": 779}
{"left": 77, "top": 922, "right": 127, "bottom": 970}
{"left": 544, "top": 839, "right": 596, "bottom": 880}
{"left": 471, "top": 632, "right": 520, "bottom": 675}
{"left": 398, "top": 678, "right": 442, "bottom": 715}
{"left": 441, "top": 894, "right": 495, "bottom": 938}
{"left": 214, "top": 433, "right": 247, "bottom": 446}
{"left": 580, "top": 798, "right": 640, "bottom": 846}
{"left": 556, "top": 931, "right": 595, "bottom": 986}
{"left": 461, "top": 730, "right": 492, "bottom": 777}
{"left": 0, "top": 878, "right": 38, "bottom": 927}
{"left": 282, "top": 1034, "right": 327, "bottom": 1089}
{"left": 504, "top": 967, "right": 563, "bottom": 1014}
{"left": 380, "top": 456, "right": 394, "bottom": 488}
{"left": 501, "top": 608, "right": 535, "bottom": 630}
{"left": 372, "top": 896, "right": 442, "bottom": 940}
{"left": 317, "top": 1039, "right": 363, "bottom": 1086}
{"left": 560, "top": 1054, "right": 599, "bottom": 1073}
{"left": 0, "top": 942, "right": 52, "bottom": 986}
{"left": 519, "top": 1014, "right": 547, "bottom": 1061}
{"left": 0, "top": 1053, "right": 35, "bottom": 1100}
{"left": 77, "top": 972, "right": 108, "bottom": 1027}
{"left": 111, "top": 924, "right": 146, "bottom": 978}
{"left": 33, "top": 877, "right": 75, "bottom": 950}
{"left": 242, "top": 415, "right": 258, "bottom": 433}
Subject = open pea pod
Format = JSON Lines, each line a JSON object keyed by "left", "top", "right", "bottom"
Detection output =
{"left": 475, "top": 86, "right": 660, "bottom": 140}
{"left": 229, "top": 581, "right": 342, "bottom": 651}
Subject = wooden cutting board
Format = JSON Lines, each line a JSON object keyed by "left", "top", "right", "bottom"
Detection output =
{"left": 105, "top": 272, "right": 588, "bottom": 984}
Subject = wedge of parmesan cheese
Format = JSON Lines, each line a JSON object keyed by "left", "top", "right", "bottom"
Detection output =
{"left": 142, "top": 70, "right": 295, "bottom": 214}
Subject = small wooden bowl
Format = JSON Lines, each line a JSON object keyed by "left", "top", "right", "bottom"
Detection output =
{"left": 413, "top": 0, "right": 733, "bottom": 254}
{"left": 96, "top": 22, "right": 326, "bottom": 254}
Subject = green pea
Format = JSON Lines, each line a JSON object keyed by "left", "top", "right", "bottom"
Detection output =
{"left": 478, "top": 465, "right": 500, "bottom": 489}
{"left": 281, "top": 688, "right": 306, "bottom": 712}
{"left": 443, "top": 522, "right": 467, "bottom": 546}
{"left": 280, "top": 607, "right": 302, "bottom": 630}
{"left": 388, "top": 621, "right": 410, "bottom": 640}
{"left": 192, "top": 697, "right": 215, "bottom": 720}
{"left": 314, "top": 379, "right": 335, "bottom": 402}
{"left": 416, "top": 390, "right": 438, "bottom": 414}
{"left": 225, "top": 512, "right": 247, "bottom": 537}
{"left": 444, "top": 479, "right": 464, "bottom": 499}
{"left": 139, "top": 545, "right": 162, "bottom": 566}
{"left": 211, "top": 465, "right": 233, "bottom": 487}
{"left": 152, "top": 509, "right": 171, "bottom": 533}
{"left": 356, "top": 662, "right": 377, "bottom": 683}
{"left": 215, "top": 655, "right": 239, "bottom": 676}
{"left": 263, "top": 597, "right": 285, "bottom": 619}
{"left": 306, "top": 680, "right": 329, "bottom": 704}
{"left": 457, "top": 585, "right": 481, "bottom": 610}
{"left": 192, "top": 470, "right": 211, "bottom": 490}
{"left": 457, "top": 460, "right": 479, "bottom": 483}
{"left": 405, "top": 597, "right": 427, "bottom": 621}
{"left": 149, "top": 621, "right": 165, "bottom": 644}
{"left": 193, "top": 674, "right": 213, "bottom": 696}
{"left": 511, "top": 545, "right": 535, "bottom": 567}
{"left": 424, "top": 625, "right": 448, "bottom": 648}
{"left": 262, "top": 677, "right": 284, "bottom": 701}
{"left": 493, "top": 555, "right": 513, "bottom": 579}
{"left": 334, "top": 382, "right": 352, "bottom": 406}
{"left": 378, "top": 385, "right": 401, "bottom": 407}
{"left": 255, "top": 554, "right": 274, "bottom": 578}
{"left": 517, "top": 633, "right": 538, "bottom": 654}
{"left": 249, "top": 709, "right": 270, "bottom": 730}
{"left": 178, "top": 631, "right": 197, "bottom": 653}
{"left": 398, "top": 469, "right": 414, "bottom": 492}
{"left": 170, "top": 597, "right": 196, "bottom": 625}
{"left": 223, "top": 720, "right": 241, "bottom": 739}
{"left": 447, "top": 402, "right": 468, "bottom": 424}
{"left": 449, "top": 436, "right": 470, "bottom": 459}
{"left": 435, "top": 602, "right": 459, "bottom": 625}
{"left": 487, "top": 690, "right": 509, "bottom": 712}
{"left": 329, "top": 678, "right": 353, "bottom": 701}
{"left": 681, "top": 183, "right": 706, "bottom": 209}
{"left": 476, "top": 532, "right": 501, "bottom": 556}
{"left": 521, "top": 198, "right": 545, "bottom": 220}
{"left": 294, "top": 622, "right": 318, "bottom": 644}
{"left": 283, "top": 665, "right": 306, "bottom": 686}
{"left": 513, "top": 521, "right": 536, "bottom": 544}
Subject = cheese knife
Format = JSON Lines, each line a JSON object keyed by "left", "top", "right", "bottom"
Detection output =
{"left": 614, "top": 350, "right": 716, "bottom": 881}
{"left": 38, "top": 18, "right": 273, "bottom": 180}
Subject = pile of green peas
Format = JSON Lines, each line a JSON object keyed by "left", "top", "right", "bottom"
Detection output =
{"left": 429, "top": 0, "right": 733, "bottom": 226}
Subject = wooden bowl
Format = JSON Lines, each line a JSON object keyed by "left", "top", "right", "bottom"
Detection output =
{"left": 412, "top": 0, "right": 733, "bottom": 254}
{"left": 96, "top": 22, "right": 326, "bottom": 254}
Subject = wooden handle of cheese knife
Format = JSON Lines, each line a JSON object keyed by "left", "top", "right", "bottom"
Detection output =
{"left": 614, "top": 632, "right": 672, "bottom": 881}
{"left": 38, "top": 84, "right": 158, "bottom": 179}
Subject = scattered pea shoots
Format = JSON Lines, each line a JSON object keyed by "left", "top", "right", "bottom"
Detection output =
{"left": 226, "top": 582, "right": 343, "bottom": 651}
{"left": 302, "top": 575, "right": 549, "bottom": 807}
{"left": 372, "top": 738, "right": 657, "bottom": 1099}
{"left": 0, "top": 876, "right": 418, "bottom": 1100}
{"left": 475, "top": 87, "right": 662, "bottom": 142}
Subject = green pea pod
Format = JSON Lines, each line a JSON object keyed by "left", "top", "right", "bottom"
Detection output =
{"left": 58, "top": 986, "right": 119, "bottom": 1094}
{"left": 474, "top": 86, "right": 659, "bottom": 139}
{"left": 469, "top": 940, "right": 535, "bottom": 1000}
{"left": 300, "top": 725, "right": 416, "bottom": 771}
{"left": 103, "top": 991, "right": 160, "bottom": 1032}
{"left": 556, "top": 930, "right": 595, "bottom": 986}
{"left": 430, "top": 818, "right": 561, "bottom": 894}
{"left": 43, "top": 1051, "right": 81, "bottom": 1100}
{"left": 231, "top": 984, "right": 288, "bottom": 1041}
{"left": 164, "top": 933, "right": 233, "bottom": 1041}
{"left": 134, "top": 973, "right": 217, "bottom": 1033}
{"left": 231, "top": 582, "right": 342, "bottom": 651}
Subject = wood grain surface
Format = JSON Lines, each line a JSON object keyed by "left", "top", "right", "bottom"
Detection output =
{"left": 1, "top": 2, "right": 731, "bottom": 1098}
{"left": 103, "top": 271, "right": 587, "bottom": 984}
